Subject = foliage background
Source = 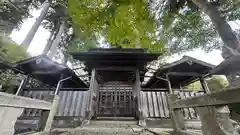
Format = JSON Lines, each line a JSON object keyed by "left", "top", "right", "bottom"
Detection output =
{"left": 0, "top": 35, "right": 29, "bottom": 93}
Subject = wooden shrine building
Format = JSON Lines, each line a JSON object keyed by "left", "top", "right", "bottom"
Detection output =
{"left": 71, "top": 48, "right": 160, "bottom": 124}
{"left": 12, "top": 55, "right": 89, "bottom": 132}
{"left": 141, "top": 56, "right": 215, "bottom": 122}
{"left": 145, "top": 56, "right": 214, "bottom": 89}
{"left": 15, "top": 55, "right": 88, "bottom": 89}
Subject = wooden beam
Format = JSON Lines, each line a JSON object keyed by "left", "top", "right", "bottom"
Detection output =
{"left": 0, "top": 92, "right": 52, "bottom": 110}
{"left": 141, "top": 88, "right": 204, "bottom": 92}
{"left": 199, "top": 77, "right": 210, "bottom": 93}
{"left": 54, "top": 74, "right": 66, "bottom": 95}
{"left": 19, "top": 116, "right": 84, "bottom": 120}
{"left": 167, "top": 72, "right": 205, "bottom": 76}
{"left": 140, "top": 75, "right": 153, "bottom": 78}
{"left": 96, "top": 67, "right": 136, "bottom": 71}
{"left": 15, "top": 75, "right": 29, "bottom": 96}
{"left": 141, "top": 88, "right": 168, "bottom": 92}
{"left": 172, "top": 87, "right": 240, "bottom": 109}
{"left": 166, "top": 74, "right": 173, "bottom": 93}
{"left": 23, "top": 88, "right": 89, "bottom": 91}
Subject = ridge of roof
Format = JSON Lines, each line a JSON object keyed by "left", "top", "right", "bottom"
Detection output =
{"left": 157, "top": 55, "right": 215, "bottom": 72}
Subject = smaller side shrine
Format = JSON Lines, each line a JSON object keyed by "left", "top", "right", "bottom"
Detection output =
{"left": 144, "top": 56, "right": 215, "bottom": 90}
{"left": 15, "top": 55, "right": 87, "bottom": 89}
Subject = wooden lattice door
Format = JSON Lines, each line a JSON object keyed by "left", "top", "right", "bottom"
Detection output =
{"left": 97, "top": 82, "right": 135, "bottom": 117}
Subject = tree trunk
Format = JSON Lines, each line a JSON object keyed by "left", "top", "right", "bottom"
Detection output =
{"left": 191, "top": 0, "right": 240, "bottom": 56}
{"left": 47, "top": 21, "right": 65, "bottom": 59}
{"left": 21, "top": 2, "right": 50, "bottom": 49}
{"left": 42, "top": 29, "right": 55, "bottom": 55}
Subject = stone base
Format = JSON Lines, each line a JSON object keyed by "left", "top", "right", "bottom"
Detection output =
{"left": 138, "top": 119, "right": 146, "bottom": 127}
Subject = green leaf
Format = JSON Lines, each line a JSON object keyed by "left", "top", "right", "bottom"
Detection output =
{"left": 67, "top": 0, "right": 164, "bottom": 52}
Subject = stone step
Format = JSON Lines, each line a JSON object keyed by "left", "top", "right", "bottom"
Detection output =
{"left": 56, "top": 128, "right": 172, "bottom": 135}
{"left": 50, "top": 120, "right": 173, "bottom": 135}
{"left": 58, "top": 128, "right": 141, "bottom": 135}
{"left": 96, "top": 117, "right": 135, "bottom": 121}
{"left": 84, "top": 120, "right": 138, "bottom": 128}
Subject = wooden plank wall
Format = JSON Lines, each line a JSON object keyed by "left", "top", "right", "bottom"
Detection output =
{"left": 141, "top": 91, "right": 204, "bottom": 120}
{"left": 21, "top": 91, "right": 90, "bottom": 117}
{"left": 20, "top": 89, "right": 203, "bottom": 120}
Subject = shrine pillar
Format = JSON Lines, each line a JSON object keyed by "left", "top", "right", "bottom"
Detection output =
{"left": 85, "top": 69, "right": 99, "bottom": 123}
{"left": 134, "top": 69, "right": 146, "bottom": 126}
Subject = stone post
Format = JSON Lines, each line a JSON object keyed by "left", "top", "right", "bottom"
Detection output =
{"left": 44, "top": 95, "right": 60, "bottom": 132}
{"left": 167, "top": 94, "right": 186, "bottom": 133}
{"left": 197, "top": 106, "right": 238, "bottom": 135}
{"left": 198, "top": 77, "right": 238, "bottom": 135}
{"left": 135, "top": 69, "right": 146, "bottom": 126}
{"left": 84, "top": 69, "right": 96, "bottom": 124}
{"left": 221, "top": 47, "right": 240, "bottom": 133}
{"left": 37, "top": 110, "right": 50, "bottom": 131}
{"left": 0, "top": 107, "right": 24, "bottom": 135}
{"left": 165, "top": 74, "right": 185, "bottom": 133}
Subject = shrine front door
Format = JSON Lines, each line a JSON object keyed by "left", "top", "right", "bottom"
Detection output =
{"left": 97, "top": 82, "right": 135, "bottom": 117}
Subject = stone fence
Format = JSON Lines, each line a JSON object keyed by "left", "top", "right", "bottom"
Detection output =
{"left": 168, "top": 86, "right": 240, "bottom": 135}
{"left": 0, "top": 92, "right": 59, "bottom": 135}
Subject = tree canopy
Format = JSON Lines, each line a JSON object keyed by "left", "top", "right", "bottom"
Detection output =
{"left": 0, "top": 34, "right": 29, "bottom": 93}
{"left": 65, "top": 0, "right": 240, "bottom": 56}
{"left": 0, "top": 0, "right": 45, "bottom": 34}
{"left": 156, "top": 0, "right": 240, "bottom": 54}
{"left": 0, "top": 35, "right": 28, "bottom": 62}
{"left": 1, "top": 0, "right": 239, "bottom": 56}
{"left": 67, "top": 0, "right": 164, "bottom": 52}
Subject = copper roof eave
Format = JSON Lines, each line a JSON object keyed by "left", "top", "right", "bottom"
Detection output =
{"left": 15, "top": 55, "right": 88, "bottom": 88}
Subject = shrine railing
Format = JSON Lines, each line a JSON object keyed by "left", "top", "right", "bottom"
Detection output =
{"left": 14, "top": 76, "right": 85, "bottom": 134}
{"left": 168, "top": 86, "right": 240, "bottom": 135}
{"left": 20, "top": 90, "right": 89, "bottom": 120}
{"left": 140, "top": 89, "right": 204, "bottom": 120}
{"left": 0, "top": 92, "right": 57, "bottom": 135}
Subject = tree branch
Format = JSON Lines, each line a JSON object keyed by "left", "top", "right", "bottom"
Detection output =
{"left": 221, "top": 2, "right": 240, "bottom": 13}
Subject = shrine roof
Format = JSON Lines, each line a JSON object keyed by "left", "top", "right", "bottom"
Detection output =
{"left": 15, "top": 55, "right": 88, "bottom": 88}
{"left": 71, "top": 48, "right": 160, "bottom": 71}
{"left": 144, "top": 56, "right": 215, "bottom": 89}
{"left": 71, "top": 48, "right": 161, "bottom": 82}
